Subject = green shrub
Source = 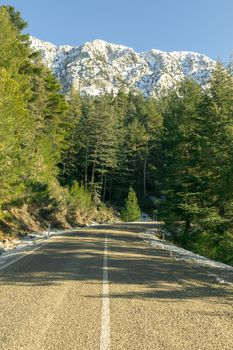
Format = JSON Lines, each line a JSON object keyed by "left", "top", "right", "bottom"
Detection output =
{"left": 66, "top": 181, "right": 93, "bottom": 224}
{"left": 175, "top": 229, "right": 233, "bottom": 266}
{"left": 121, "top": 187, "right": 141, "bottom": 222}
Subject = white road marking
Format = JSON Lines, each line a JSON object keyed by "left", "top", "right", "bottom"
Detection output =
{"left": 100, "top": 233, "right": 110, "bottom": 350}
{"left": 0, "top": 240, "right": 49, "bottom": 271}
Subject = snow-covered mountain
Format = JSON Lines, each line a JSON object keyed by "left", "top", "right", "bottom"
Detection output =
{"left": 30, "top": 36, "right": 216, "bottom": 97}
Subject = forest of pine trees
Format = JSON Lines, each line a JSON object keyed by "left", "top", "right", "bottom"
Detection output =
{"left": 0, "top": 6, "right": 233, "bottom": 264}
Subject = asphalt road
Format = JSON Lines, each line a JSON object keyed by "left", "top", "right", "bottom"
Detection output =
{"left": 0, "top": 223, "right": 232, "bottom": 350}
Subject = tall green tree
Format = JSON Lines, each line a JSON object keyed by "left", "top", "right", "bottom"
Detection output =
{"left": 58, "top": 88, "right": 82, "bottom": 185}
{"left": 73, "top": 95, "right": 119, "bottom": 199}
{"left": 111, "top": 92, "right": 162, "bottom": 203}
{"left": 121, "top": 186, "right": 141, "bottom": 222}
{"left": 159, "top": 79, "right": 204, "bottom": 232}
{"left": 0, "top": 68, "right": 35, "bottom": 211}
{"left": 0, "top": 7, "right": 36, "bottom": 212}
{"left": 0, "top": 5, "right": 69, "bottom": 220}
{"left": 197, "top": 64, "right": 233, "bottom": 233}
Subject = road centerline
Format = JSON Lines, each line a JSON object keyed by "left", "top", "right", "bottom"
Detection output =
{"left": 100, "top": 232, "right": 110, "bottom": 350}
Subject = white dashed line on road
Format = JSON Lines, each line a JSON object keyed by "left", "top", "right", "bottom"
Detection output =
{"left": 100, "top": 232, "right": 110, "bottom": 350}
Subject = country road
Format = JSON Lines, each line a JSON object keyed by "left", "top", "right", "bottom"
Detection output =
{"left": 0, "top": 223, "right": 232, "bottom": 350}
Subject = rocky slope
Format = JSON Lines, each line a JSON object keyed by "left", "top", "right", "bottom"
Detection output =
{"left": 30, "top": 36, "right": 216, "bottom": 96}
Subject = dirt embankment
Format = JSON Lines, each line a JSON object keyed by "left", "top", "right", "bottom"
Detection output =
{"left": 0, "top": 203, "right": 117, "bottom": 246}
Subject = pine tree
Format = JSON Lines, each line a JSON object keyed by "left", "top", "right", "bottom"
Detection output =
{"left": 0, "top": 7, "right": 36, "bottom": 213}
{"left": 74, "top": 95, "right": 118, "bottom": 198}
{"left": 0, "top": 5, "right": 69, "bottom": 223}
{"left": 197, "top": 64, "right": 233, "bottom": 233}
{"left": 121, "top": 186, "right": 141, "bottom": 222}
{"left": 0, "top": 68, "right": 35, "bottom": 211}
{"left": 111, "top": 92, "right": 162, "bottom": 203}
{"left": 58, "top": 89, "right": 81, "bottom": 185}
{"left": 158, "top": 79, "right": 204, "bottom": 232}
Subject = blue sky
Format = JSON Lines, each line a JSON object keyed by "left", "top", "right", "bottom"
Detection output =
{"left": 1, "top": 0, "right": 232, "bottom": 61}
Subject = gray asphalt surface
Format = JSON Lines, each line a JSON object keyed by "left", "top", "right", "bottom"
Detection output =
{"left": 0, "top": 223, "right": 232, "bottom": 350}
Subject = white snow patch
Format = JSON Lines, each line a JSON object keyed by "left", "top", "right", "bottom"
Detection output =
{"left": 139, "top": 230, "right": 233, "bottom": 286}
{"left": 0, "top": 228, "right": 79, "bottom": 259}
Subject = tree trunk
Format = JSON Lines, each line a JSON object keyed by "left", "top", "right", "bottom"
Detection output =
{"left": 184, "top": 219, "right": 191, "bottom": 234}
{"left": 103, "top": 174, "right": 107, "bottom": 201}
{"left": 143, "top": 155, "right": 147, "bottom": 196}
{"left": 91, "top": 161, "right": 96, "bottom": 194}
{"left": 100, "top": 171, "right": 104, "bottom": 198}
{"left": 84, "top": 151, "right": 88, "bottom": 189}
{"left": 219, "top": 205, "right": 225, "bottom": 217}
{"left": 218, "top": 205, "right": 225, "bottom": 234}
{"left": 109, "top": 176, "right": 112, "bottom": 203}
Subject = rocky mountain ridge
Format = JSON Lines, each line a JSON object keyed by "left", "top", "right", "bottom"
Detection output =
{"left": 30, "top": 36, "right": 216, "bottom": 96}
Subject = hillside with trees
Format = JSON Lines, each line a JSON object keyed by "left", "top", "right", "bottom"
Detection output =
{"left": 0, "top": 6, "right": 233, "bottom": 265}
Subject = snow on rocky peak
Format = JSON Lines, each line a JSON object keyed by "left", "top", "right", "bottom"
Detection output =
{"left": 30, "top": 36, "right": 216, "bottom": 97}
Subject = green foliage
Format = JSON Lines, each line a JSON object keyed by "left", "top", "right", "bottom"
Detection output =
{"left": 4, "top": 5, "right": 28, "bottom": 31}
{"left": 2, "top": 6, "right": 233, "bottom": 268}
{"left": 69, "top": 181, "right": 93, "bottom": 211}
{"left": 158, "top": 79, "right": 204, "bottom": 231}
{"left": 121, "top": 187, "right": 141, "bottom": 222}
{"left": 65, "top": 181, "right": 93, "bottom": 225}
{"left": 0, "top": 6, "right": 80, "bottom": 230}
{"left": 0, "top": 24, "right": 35, "bottom": 211}
{"left": 197, "top": 64, "right": 233, "bottom": 233}
{"left": 58, "top": 89, "right": 81, "bottom": 185}
{"left": 158, "top": 66, "right": 233, "bottom": 265}
{"left": 60, "top": 90, "right": 163, "bottom": 205}
{"left": 175, "top": 230, "right": 233, "bottom": 266}
{"left": 94, "top": 202, "right": 115, "bottom": 223}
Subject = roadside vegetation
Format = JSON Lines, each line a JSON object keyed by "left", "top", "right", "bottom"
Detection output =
{"left": 121, "top": 187, "right": 141, "bottom": 222}
{"left": 0, "top": 6, "right": 114, "bottom": 236}
{"left": 0, "top": 6, "right": 233, "bottom": 265}
{"left": 157, "top": 70, "right": 233, "bottom": 266}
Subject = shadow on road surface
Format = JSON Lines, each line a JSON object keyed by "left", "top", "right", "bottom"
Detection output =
{"left": 0, "top": 223, "right": 232, "bottom": 304}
